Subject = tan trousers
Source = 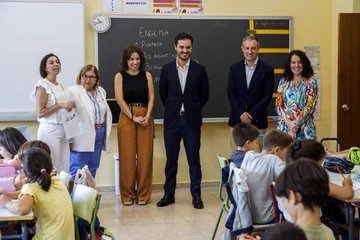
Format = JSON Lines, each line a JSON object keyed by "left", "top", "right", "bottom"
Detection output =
{"left": 229, "top": 127, "right": 266, "bottom": 152}
{"left": 118, "top": 106, "right": 154, "bottom": 203}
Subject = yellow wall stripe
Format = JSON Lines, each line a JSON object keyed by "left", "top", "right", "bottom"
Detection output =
{"left": 254, "top": 29, "right": 289, "bottom": 34}
{"left": 249, "top": 20, "right": 254, "bottom": 36}
{"left": 258, "top": 48, "right": 289, "bottom": 53}
{"left": 274, "top": 69, "right": 284, "bottom": 74}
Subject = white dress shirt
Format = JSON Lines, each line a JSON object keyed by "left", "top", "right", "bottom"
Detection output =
{"left": 176, "top": 59, "right": 190, "bottom": 113}
{"left": 244, "top": 56, "right": 259, "bottom": 88}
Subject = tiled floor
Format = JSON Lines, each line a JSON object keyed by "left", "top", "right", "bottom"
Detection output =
{"left": 98, "top": 187, "right": 226, "bottom": 240}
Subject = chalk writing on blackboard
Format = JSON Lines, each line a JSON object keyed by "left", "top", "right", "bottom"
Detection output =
{"left": 138, "top": 27, "right": 170, "bottom": 37}
{"left": 254, "top": 20, "right": 287, "bottom": 28}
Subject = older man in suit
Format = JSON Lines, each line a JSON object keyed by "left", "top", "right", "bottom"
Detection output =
{"left": 227, "top": 36, "right": 274, "bottom": 148}
{"left": 158, "top": 32, "right": 209, "bottom": 209}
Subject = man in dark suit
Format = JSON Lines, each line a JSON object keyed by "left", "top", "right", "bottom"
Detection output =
{"left": 157, "top": 32, "right": 209, "bottom": 209}
{"left": 227, "top": 36, "right": 274, "bottom": 144}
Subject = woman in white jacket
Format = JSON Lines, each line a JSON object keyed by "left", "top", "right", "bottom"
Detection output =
{"left": 67, "top": 64, "right": 112, "bottom": 178}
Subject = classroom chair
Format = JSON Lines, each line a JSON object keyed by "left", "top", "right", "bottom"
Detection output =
{"left": 217, "top": 153, "right": 229, "bottom": 201}
{"left": 269, "top": 184, "right": 282, "bottom": 223}
{"left": 72, "top": 184, "right": 101, "bottom": 240}
{"left": 211, "top": 194, "right": 231, "bottom": 240}
{"left": 59, "top": 171, "right": 72, "bottom": 190}
{"left": 212, "top": 165, "right": 276, "bottom": 239}
{"left": 212, "top": 153, "right": 230, "bottom": 239}
{"left": 15, "top": 125, "right": 31, "bottom": 141}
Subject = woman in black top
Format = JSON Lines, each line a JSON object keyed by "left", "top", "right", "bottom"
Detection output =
{"left": 114, "top": 45, "right": 155, "bottom": 205}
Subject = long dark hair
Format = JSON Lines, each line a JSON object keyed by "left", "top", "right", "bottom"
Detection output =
{"left": 0, "top": 127, "right": 27, "bottom": 159}
{"left": 23, "top": 148, "right": 53, "bottom": 191}
{"left": 283, "top": 50, "right": 314, "bottom": 80}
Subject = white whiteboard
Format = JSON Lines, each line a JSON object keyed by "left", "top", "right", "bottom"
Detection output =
{"left": 0, "top": 0, "right": 85, "bottom": 121}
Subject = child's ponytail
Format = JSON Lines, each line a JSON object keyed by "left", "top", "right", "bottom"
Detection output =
{"left": 22, "top": 148, "right": 53, "bottom": 191}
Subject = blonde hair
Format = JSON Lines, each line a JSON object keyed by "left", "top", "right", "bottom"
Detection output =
{"left": 75, "top": 64, "right": 100, "bottom": 88}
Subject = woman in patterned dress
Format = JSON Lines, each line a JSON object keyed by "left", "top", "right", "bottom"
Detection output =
{"left": 275, "top": 50, "right": 318, "bottom": 140}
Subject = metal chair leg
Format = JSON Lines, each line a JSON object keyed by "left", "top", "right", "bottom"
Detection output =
{"left": 212, "top": 206, "right": 225, "bottom": 240}
{"left": 219, "top": 182, "right": 224, "bottom": 201}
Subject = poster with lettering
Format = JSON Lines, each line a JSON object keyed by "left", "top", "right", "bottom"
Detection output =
{"left": 103, "top": 0, "right": 121, "bottom": 12}
{"left": 124, "top": 0, "right": 149, "bottom": 13}
{"left": 179, "top": 0, "right": 204, "bottom": 14}
{"left": 152, "top": 0, "right": 177, "bottom": 14}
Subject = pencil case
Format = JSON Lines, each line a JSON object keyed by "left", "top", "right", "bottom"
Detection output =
{"left": 323, "top": 156, "right": 355, "bottom": 174}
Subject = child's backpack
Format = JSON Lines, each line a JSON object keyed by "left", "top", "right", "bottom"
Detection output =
{"left": 0, "top": 177, "right": 16, "bottom": 192}
{"left": 0, "top": 164, "right": 17, "bottom": 177}
{"left": 348, "top": 147, "right": 360, "bottom": 165}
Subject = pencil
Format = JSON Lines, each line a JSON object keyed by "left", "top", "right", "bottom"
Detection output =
{"left": 336, "top": 165, "right": 346, "bottom": 180}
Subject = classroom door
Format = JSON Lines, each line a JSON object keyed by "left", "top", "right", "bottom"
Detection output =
{"left": 337, "top": 13, "right": 360, "bottom": 149}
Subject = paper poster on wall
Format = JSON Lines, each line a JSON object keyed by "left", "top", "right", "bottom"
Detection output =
{"left": 304, "top": 46, "right": 320, "bottom": 72}
{"left": 313, "top": 71, "right": 321, "bottom": 120}
{"left": 103, "top": 0, "right": 121, "bottom": 12}
{"left": 153, "top": 0, "right": 177, "bottom": 13}
{"left": 124, "top": 0, "right": 149, "bottom": 13}
{"left": 179, "top": 0, "right": 204, "bottom": 14}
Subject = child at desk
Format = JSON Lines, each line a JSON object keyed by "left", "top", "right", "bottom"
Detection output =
{"left": 0, "top": 148, "right": 74, "bottom": 239}
{"left": 284, "top": 139, "right": 353, "bottom": 227}
{"left": 240, "top": 129, "right": 293, "bottom": 224}
{"left": 287, "top": 140, "right": 354, "bottom": 200}
{"left": 0, "top": 127, "right": 27, "bottom": 170}
{"left": 275, "top": 159, "right": 335, "bottom": 240}
{"left": 0, "top": 140, "right": 53, "bottom": 199}
{"left": 231, "top": 122, "right": 260, "bottom": 167}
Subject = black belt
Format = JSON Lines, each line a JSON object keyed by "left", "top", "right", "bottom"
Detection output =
{"left": 180, "top": 111, "right": 186, "bottom": 115}
{"left": 128, "top": 103, "right": 147, "bottom": 107}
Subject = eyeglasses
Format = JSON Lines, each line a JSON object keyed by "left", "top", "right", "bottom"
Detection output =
{"left": 82, "top": 75, "right": 97, "bottom": 80}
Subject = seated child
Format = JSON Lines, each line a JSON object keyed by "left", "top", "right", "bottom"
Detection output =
{"left": 238, "top": 222, "right": 307, "bottom": 240}
{"left": 241, "top": 129, "right": 293, "bottom": 224}
{"left": 275, "top": 159, "right": 335, "bottom": 240}
{"left": 287, "top": 139, "right": 353, "bottom": 200}
{"left": 231, "top": 122, "right": 260, "bottom": 167}
{"left": 0, "top": 127, "right": 27, "bottom": 170}
{"left": 1, "top": 140, "right": 53, "bottom": 199}
{"left": 0, "top": 148, "right": 74, "bottom": 239}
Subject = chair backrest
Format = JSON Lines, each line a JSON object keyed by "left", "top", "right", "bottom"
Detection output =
{"left": 72, "top": 184, "right": 98, "bottom": 223}
{"left": 59, "top": 171, "right": 72, "bottom": 189}
{"left": 15, "top": 125, "right": 31, "bottom": 141}
{"left": 269, "top": 183, "right": 280, "bottom": 223}
{"left": 217, "top": 154, "right": 228, "bottom": 169}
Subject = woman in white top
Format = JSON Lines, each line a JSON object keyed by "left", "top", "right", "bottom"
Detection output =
{"left": 30, "top": 53, "right": 75, "bottom": 172}
{"left": 67, "top": 64, "right": 112, "bottom": 178}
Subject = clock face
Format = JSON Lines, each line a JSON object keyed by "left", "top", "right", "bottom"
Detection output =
{"left": 91, "top": 14, "right": 111, "bottom": 33}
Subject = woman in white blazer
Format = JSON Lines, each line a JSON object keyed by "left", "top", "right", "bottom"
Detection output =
{"left": 67, "top": 64, "right": 112, "bottom": 178}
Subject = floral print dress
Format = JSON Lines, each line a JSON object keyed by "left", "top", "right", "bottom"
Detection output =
{"left": 275, "top": 77, "right": 318, "bottom": 140}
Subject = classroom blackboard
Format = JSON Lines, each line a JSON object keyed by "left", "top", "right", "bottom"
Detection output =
{"left": 95, "top": 16, "right": 292, "bottom": 123}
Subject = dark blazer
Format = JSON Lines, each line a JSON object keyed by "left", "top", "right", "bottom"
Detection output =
{"left": 227, "top": 59, "right": 274, "bottom": 129}
{"left": 159, "top": 59, "right": 209, "bottom": 129}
